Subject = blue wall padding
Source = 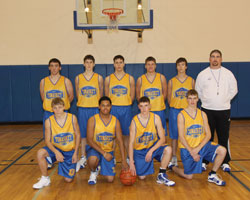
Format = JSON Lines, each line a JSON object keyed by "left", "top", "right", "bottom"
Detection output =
{"left": 0, "top": 62, "right": 248, "bottom": 122}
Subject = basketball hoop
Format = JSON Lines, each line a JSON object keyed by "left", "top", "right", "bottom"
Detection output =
{"left": 102, "top": 8, "right": 124, "bottom": 30}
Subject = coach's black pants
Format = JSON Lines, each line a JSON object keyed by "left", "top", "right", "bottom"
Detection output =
{"left": 201, "top": 108, "right": 231, "bottom": 164}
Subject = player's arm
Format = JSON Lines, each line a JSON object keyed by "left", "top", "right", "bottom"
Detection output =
{"left": 135, "top": 77, "right": 142, "bottom": 102}
{"left": 40, "top": 78, "right": 45, "bottom": 101}
{"left": 129, "top": 75, "right": 135, "bottom": 102}
{"left": 115, "top": 119, "right": 129, "bottom": 170}
{"left": 104, "top": 76, "right": 110, "bottom": 96}
{"left": 161, "top": 74, "right": 168, "bottom": 101}
{"left": 98, "top": 75, "right": 104, "bottom": 97}
{"left": 86, "top": 116, "right": 112, "bottom": 160}
{"left": 167, "top": 79, "right": 172, "bottom": 105}
{"left": 65, "top": 78, "right": 74, "bottom": 102}
{"left": 72, "top": 115, "right": 81, "bottom": 163}
{"left": 44, "top": 119, "right": 64, "bottom": 162}
{"left": 129, "top": 120, "right": 137, "bottom": 176}
{"left": 145, "top": 115, "right": 165, "bottom": 162}
{"left": 177, "top": 112, "right": 200, "bottom": 162}
{"left": 75, "top": 76, "right": 79, "bottom": 100}
{"left": 192, "top": 78, "right": 195, "bottom": 89}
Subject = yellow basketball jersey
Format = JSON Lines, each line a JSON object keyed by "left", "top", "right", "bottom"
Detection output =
{"left": 77, "top": 73, "right": 100, "bottom": 108}
{"left": 170, "top": 76, "right": 193, "bottom": 109}
{"left": 43, "top": 76, "right": 70, "bottom": 112}
{"left": 179, "top": 109, "right": 205, "bottom": 149}
{"left": 140, "top": 73, "right": 166, "bottom": 111}
{"left": 109, "top": 73, "right": 132, "bottom": 106}
{"left": 93, "top": 114, "right": 117, "bottom": 152}
{"left": 133, "top": 112, "right": 158, "bottom": 150}
{"left": 50, "top": 113, "right": 75, "bottom": 151}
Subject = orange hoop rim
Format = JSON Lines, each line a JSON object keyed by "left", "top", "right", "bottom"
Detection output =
{"left": 102, "top": 8, "right": 124, "bottom": 20}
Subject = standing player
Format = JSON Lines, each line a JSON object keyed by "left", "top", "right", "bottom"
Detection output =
{"left": 33, "top": 98, "right": 80, "bottom": 189}
{"left": 167, "top": 57, "right": 195, "bottom": 167}
{"left": 75, "top": 55, "right": 103, "bottom": 171}
{"left": 195, "top": 50, "right": 238, "bottom": 171}
{"left": 105, "top": 55, "right": 135, "bottom": 156}
{"left": 172, "top": 89, "right": 227, "bottom": 186}
{"left": 86, "top": 96, "right": 128, "bottom": 185}
{"left": 136, "top": 56, "right": 168, "bottom": 135}
{"left": 129, "top": 96, "right": 175, "bottom": 186}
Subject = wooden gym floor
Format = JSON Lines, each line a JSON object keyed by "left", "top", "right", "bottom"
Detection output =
{"left": 0, "top": 120, "right": 250, "bottom": 200}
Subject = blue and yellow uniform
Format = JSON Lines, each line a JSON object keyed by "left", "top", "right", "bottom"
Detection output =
{"left": 42, "top": 76, "right": 70, "bottom": 136}
{"left": 43, "top": 113, "right": 76, "bottom": 179}
{"left": 109, "top": 73, "right": 132, "bottom": 136}
{"left": 169, "top": 76, "right": 193, "bottom": 139}
{"left": 133, "top": 112, "right": 168, "bottom": 176}
{"left": 86, "top": 114, "right": 117, "bottom": 176}
{"left": 76, "top": 73, "right": 100, "bottom": 138}
{"left": 140, "top": 73, "right": 167, "bottom": 135}
{"left": 179, "top": 109, "right": 219, "bottom": 174}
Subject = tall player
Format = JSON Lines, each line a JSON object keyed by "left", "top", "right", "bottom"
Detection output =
{"left": 33, "top": 98, "right": 80, "bottom": 189}
{"left": 172, "top": 89, "right": 227, "bottom": 186}
{"left": 129, "top": 96, "right": 175, "bottom": 186}
{"left": 86, "top": 96, "right": 128, "bottom": 185}
{"left": 75, "top": 55, "right": 103, "bottom": 171}
{"left": 136, "top": 56, "right": 168, "bottom": 135}
{"left": 167, "top": 57, "right": 195, "bottom": 167}
{"left": 104, "top": 55, "right": 135, "bottom": 156}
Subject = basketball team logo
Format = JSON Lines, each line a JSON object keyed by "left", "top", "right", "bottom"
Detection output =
{"left": 111, "top": 85, "right": 127, "bottom": 97}
{"left": 144, "top": 88, "right": 160, "bottom": 99}
{"left": 136, "top": 132, "right": 155, "bottom": 145}
{"left": 46, "top": 90, "right": 64, "bottom": 99}
{"left": 81, "top": 86, "right": 97, "bottom": 97}
{"left": 54, "top": 133, "right": 74, "bottom": 146}
{"left": 175, "top": 87, "right": 188, "bottom": 99}
{"left": 96, "top": 132, "right": 114, "bottom": 145}
{"left": 187, "top": 124, "right": 204, "bottom": 138}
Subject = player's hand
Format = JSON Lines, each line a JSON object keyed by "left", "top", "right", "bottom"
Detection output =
{"left": 72, "top": 152, "right": 78, "bottom": 163}
{"left": 55, "top": 151, "right": 64, "bottom": 162}
{"left": 129, "top": 162, "right": 137, "bottom": 176}
{"left": 191, "top": 147, "right": 200, "bottom": 156}
{"left": 145, "top": 151, "right": 153, "bottom": 162}
{"left": 103, "top": 152, "right": 113, "bottom": 161}
{"left": 192, "top": 154, "right": 200, "bottom": 162}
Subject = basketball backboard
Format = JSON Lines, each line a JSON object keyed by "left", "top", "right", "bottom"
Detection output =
{"left": 74, "top": 0, "right": 153, "bottom": 30}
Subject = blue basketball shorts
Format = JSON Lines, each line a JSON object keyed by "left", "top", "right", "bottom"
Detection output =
{"left": 43, "top": 146, "right": 76, "bottom": 179}
{"left": 180, "top": 142, "right": 219, "bottom": 175}
{"left": 111, "top": 105, "right": 132, "bottom": 136}
{"left": 86, "top": 145, "right": 116, "bottom": 176}
{"left": 151, "top": 110, "right": 167, "bottom": 136}
{"left": 169, "top": 107, "right": 182, "bottom": 139}
{"left": 77, "top": 107, "right": 99, "bottom": 138}
{"left": 133, "top": 145, "right": 168, "bottom": 176}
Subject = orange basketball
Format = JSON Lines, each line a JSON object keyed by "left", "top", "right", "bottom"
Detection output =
{"left": 119, "top": 170, "right": 136, "bottom": 186}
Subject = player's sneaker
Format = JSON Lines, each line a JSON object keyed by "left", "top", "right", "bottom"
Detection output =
{"left": 202, "top": 163, "right": 207, "bottom": 171}
{"left": 33, "top": 176, "right": 50, "bottom": 189}
{"left": 88, "top": 170, "right": 98, "bottom": 185}
{"left": 167, "top": 162, "right": 175, "bottom": 170}
{"left": 208, "top": 173, "right": 226, "bottom": 186}
{"left": 76, "top": 156, "right": 87, "bottom": 172}
{"left": 156, "top": 173, "right": 175, "bottom": 186}
{"left": 171, "top": 156, "right": 178, "bottom": 166}
{"left": 126, "top": 157, "right": 130, "bottom": 165}
{"left": 221, "top": 163, "right": 231, "bottom": 172}
{"left": 46, "top": 156, "right": 53, "bottom": 169}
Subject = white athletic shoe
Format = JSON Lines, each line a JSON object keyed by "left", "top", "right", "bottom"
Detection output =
{"left": 208, "top": 173, "right": 226, "bottom": 186}
{"left": 33, "top": 176, "right": 50, "bottom": 189}
{"left": 76, "top": 156, "right": 87, "bottom": 172}
{"left": 221, "top": 163, "right": 231, "bottom": 172}
{"left": 88, "top": 170, "right": 98, "bottom": 185}
{"left": 202, "top": 163, "right": 207, "bottom": 171}
{"left": 156, "top": 173, "right": 175, "bottom": 186}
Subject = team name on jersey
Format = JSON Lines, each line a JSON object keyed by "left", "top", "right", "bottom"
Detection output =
{"left": 53, "top": 133, "right": 74, "bottom": 145}
{"left": 96, "top": 132, "right": 113, "bottom": 145}
{"left": 144, "top": 88, "right": 160, "bottom": 99}
{"left": 46, "top": 90, "right": 64, "bottom": 99}
{"left": 80, "top": 86, "right": 97, "bottom": 97}
{"left": 136, "top": 132, "right": 154, "bottom": 145}
{"left": 175, "top": 87, "right": 188, "bottom": 99}
{"left": 187, "top": 124, "right": 204, "bottom": 138}
{"left": 111, "top": 85, "right": 128, "bottom": 96}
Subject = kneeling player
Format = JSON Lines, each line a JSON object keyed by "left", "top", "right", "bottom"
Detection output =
{"left": 172, "top": 89, "right": 227, "bottom": 186}
{"left": 129, "top": 96, "right": 175, "bottom": 186}
{"left": 33, "top": 98, "right": 80, "bottom": 189}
